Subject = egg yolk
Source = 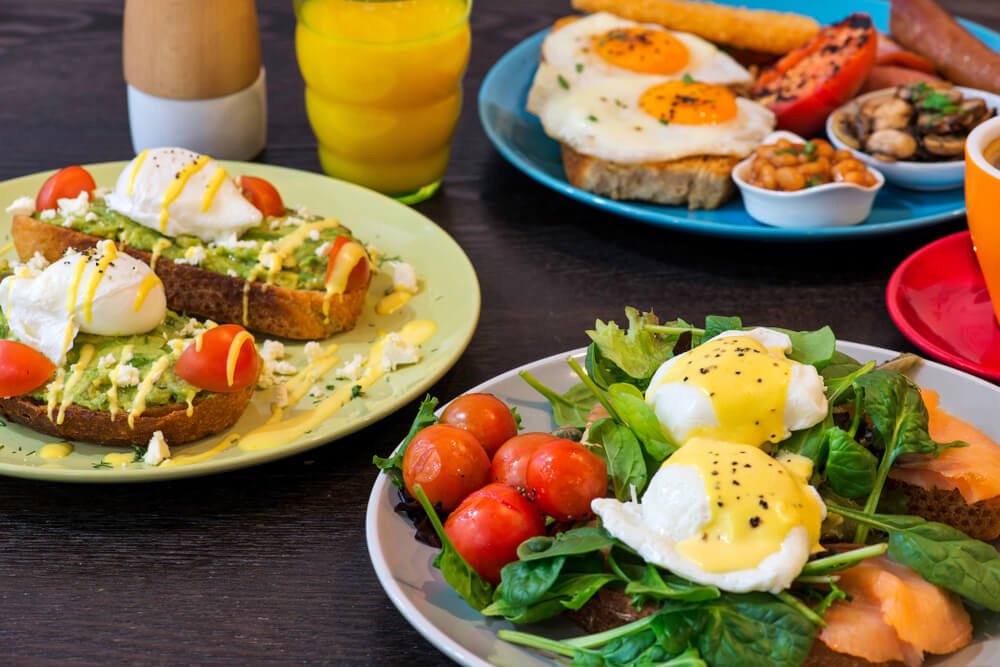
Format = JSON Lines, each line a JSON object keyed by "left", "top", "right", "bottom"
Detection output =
{"left": 591, "top": 28, "right": 689, "bottom": 75}
{"left": 651, "top": 335, "right": 793, "bottom": 446}
{"left": 639, "top": 80, "right": 738, "bottom": 125}
{"left": 669, "top": 438, "right": 824, "bottom": 573}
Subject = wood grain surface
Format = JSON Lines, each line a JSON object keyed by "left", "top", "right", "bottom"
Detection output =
{"left": 0, "top": 0, "right": 995, "bottom": 664}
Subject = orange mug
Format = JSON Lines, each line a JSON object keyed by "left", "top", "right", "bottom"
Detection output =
{"left": 966, "top": 117, "right": 1000, "bottom": 322}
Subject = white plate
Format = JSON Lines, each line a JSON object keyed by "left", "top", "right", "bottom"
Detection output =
{"left": 366, "top": 343, "right": 1000, "bottom": 666}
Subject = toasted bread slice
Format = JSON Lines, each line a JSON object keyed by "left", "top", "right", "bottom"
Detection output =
{"left": 889, "top": 480, "right": 1000, "bottom": 541}
{"left": 560, "top": 144, "right": 739, "bottom": 210}
{"left": 0, "top": 381, "right": 254, "bottom": 448}
{"left": 12, "top": 215, "right": 367, "bottom": 340}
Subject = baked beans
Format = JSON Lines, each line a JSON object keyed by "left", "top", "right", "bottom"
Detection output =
{"left": 747, "top": 138, "right": 877, "bottom": 191}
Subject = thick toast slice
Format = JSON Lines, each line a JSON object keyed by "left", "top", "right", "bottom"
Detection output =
{"left": 560, "top": 144, "right": 739, "bottom": 210}
{"left": 12, "top": 215, "right": 367, "bottom": 340}
{"left": 890, "top": 480, "right": 1000, "bottom": 541}
{"left": 0, "top": 381, "right": 254, "bottom": 448}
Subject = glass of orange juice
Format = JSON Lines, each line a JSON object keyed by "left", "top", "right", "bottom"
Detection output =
{"left": 294, "top": 0, "right": 471, "bottom": 203}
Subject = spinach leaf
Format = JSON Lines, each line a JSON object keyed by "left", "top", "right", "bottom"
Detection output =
{"left": 821, "top": 350, "right": 862, "bottom": 383}
{"left": 588, "top": 417, "right": 647, "bottom": 501}
{"left": 517, "top": 525, "right": 617, "bottom": 561}
{"left": 586, "top": 308, "right": 678, "bottom": 383}
{"left": 372, "top": 394, "right": 439, "bottom": 487}
{"left": 810, "top": 581, "right": 847, "bottom": 617}
{"left": 483, "top": 573, "right": 620, "bottom": 623}
{"left": 412, "top": 485, "right": 493, "bottom": 610}
{"left": 822, "top": 360, "right": 876, "bottom": 404}
{"left": 608, "top": 382, "right": 677, "bottom": 461}
{"left": 774, "top": 326, "right": 836, "bottom": 370}
{"left": 586, "top": 343, "right": 645, "bottom": 391}
{"left": 624, "top": 563, "right": 720, "bottom": 604}
{"left": 824, "top": 427, "right": 878, "bottom": 499}
{"left": 519, "top": 372, "right": 597, "bottom": 428}
{"left": 830, "top": 505, "right": 1000, "bottom": 611}
{"left": 702, "top": 315, "right": 742, "bottom": 342}
{"left": 500, "top": 556, "right": 566, "bottom": 607}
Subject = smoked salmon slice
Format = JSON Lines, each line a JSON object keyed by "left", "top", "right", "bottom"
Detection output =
{"left": 889, "top": 389, "right": 1000, "bottom": 504}
{"left": 819, "top": 552, "right": 972, "bottom": 666}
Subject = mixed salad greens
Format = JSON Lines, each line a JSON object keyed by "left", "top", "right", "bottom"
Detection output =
{"left": 376, "top": 309, "right": 1000, "bottom": 666}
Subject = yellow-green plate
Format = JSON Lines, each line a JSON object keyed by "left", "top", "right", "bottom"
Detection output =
{"left": 0, "top": 161, "right": 480, "bottom": 482}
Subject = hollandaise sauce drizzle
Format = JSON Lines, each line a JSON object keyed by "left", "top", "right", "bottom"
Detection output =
{"left": 323, "top": 241, "right": 367, "bottom": 320}
{"left": 201, "top": 167, "right": 228, "bottom": 212}
{"left": 128, "top": 355, "right": 171, "bottom": 428}
{"left": 56, "top": 344, "right": 96, "bottom": 425}
{"left": 107, "top": 343, "right": 134, "bottom": 419}
{"left": 669, "top": 438, "right": 823, "bottom": 573}
{"left": 0, "top": 241, "right": 14, "bottom": 256}
{"left": 184, "top": 387, "right": 197, "bottom": 417}
{"left": 149, "top": 238, "right": 172, "bottom": 272}
{"left": 225, "top": 330, "right": 254, "bottom": 387}
{"left": 40, "top": 443, "right": 73, "bottom": 460}
{"left": 653, "top": 335, "right": 793, "bottom": 446}
{"left": 266, "top": 343, "right": 340, "bottom": 425}
{"left": 158, "top": 155, "right": 211, "bottom": 233}
{"left": 127, "top": 149, "right": 150, "bottom": 196}
{"left": 133, "top": 273, "right": 162, "bottom": 312}
{"left": 103, "top": 451, "right": 134, "bottom": 467}
{"left": 82, "top": 243, "right": 118, "bottom": 323}
{"left": 375, "top": 289, "right": 413, "bottom": 316}
{"left": 45, "top": 369, "right": 66, "bottom": 421}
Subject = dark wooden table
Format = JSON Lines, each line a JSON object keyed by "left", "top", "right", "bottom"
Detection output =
{"left": 0, "top": 0, "right": 996, "bottom": 663}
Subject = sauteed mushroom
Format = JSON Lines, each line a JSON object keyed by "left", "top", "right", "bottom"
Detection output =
{"left": 923, "top": 134, "right": 966, "bottom": 157}
{"left": 865, "top": 129, "right": 917, "bottom": 160}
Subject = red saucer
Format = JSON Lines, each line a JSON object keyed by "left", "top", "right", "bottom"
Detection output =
{"left": 887, "top": 231, "right": 1000, "bottom": 382}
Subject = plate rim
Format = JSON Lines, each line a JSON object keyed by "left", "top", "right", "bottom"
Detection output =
{"left": 0, "top": 159, "right": 482, "bottom": 483}
{"left": 476, "top": 6, "right": 1000, "bottom": 241}
{"left": 366, "top": 340, "right": 1000, "bottom": 666}
{"left": 886, "top": 229, "right": 1000, "bottom": 383}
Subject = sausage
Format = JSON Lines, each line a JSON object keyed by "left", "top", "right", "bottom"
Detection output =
{"left": 890, "top": 0, "right": 1000, "bottom": 93}
{"left": 875, "top": 33, "right": 936, "bottom": 73}
{"left": 861, "top": 65, "right": 942, "bottom": 94}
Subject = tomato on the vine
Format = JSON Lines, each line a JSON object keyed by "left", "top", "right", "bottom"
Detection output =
{"left": 174, "top": 324, "right": 259, "bottom": 392}
{"left": 444, "top": 482, "right": 546, "bottom": 584}
{"left": 440, "top": 393, "right": 519, "bottom": 458}
{"left": 491, "top": 432, "right": 557, "bottom": 489}
{"left": 0, "top": 340, "right": 56, "bottom": 397}
{"left": 239, "top": 175, "right": 285, "bottom": 218}
{"left": 324, "top": 235, "right": 371, "bottom": 294}
{"left": 36, "top": 166, "right": 96, "bottom": 211}
{"left": 403, "top": 424, "right": 491, "bottom": 512}
{"left": 526, "top": 439, "right": 608, "bottom": 522}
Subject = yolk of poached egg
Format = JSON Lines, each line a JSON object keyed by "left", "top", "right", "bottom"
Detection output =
{"left": 0, "top": 242, "right": 166, "bottom": 366}
{"left": 105, "top": 147, "right": 262, "bottom": 244}
{"left": 645, "top": 328, "right": 827, "bottom": 447}
{"left": 592, "top": 437, "right": 826, "bottom": 593}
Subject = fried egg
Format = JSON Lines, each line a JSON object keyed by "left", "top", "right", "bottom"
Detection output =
{"left": 106, "top": 147, "right": 262, "bottom": 244}
{"left": 527, "top": 12, "right": 752, "bottom": 115}
{"left": 0, "top": 242, "right": 166, "bottom": 365}
{"left": 536, "top": 76, "right": 774, "bottom": 164}
{"left": 592, "top": 437, "right": 826, "bottom": 593}
{"left": 645, "top": 328, "right": 827, "bottom": 447}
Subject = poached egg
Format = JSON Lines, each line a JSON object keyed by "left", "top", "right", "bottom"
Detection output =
{"left": 106, "top": 147, "right": 262, "bottom": 244}
{"left": 645, "top": 328, "right": 827, "bottom": 447}
{"left": 0, "top": 242, "right": 166, "bottom": 365}
{"left": 592, "top": 437, "right": 826, "bottom": 593}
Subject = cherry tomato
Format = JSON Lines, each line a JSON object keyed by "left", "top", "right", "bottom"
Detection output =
{"left": 36, "top": 166, "right": 96, "bottom": 211}
{"left": 440, "top": 393, "right": 519, "bottom": 458}
{"left": 239, "top": 175, "right": 285, "bottom": 217}
{"left": 526, "top": 439, "right": 608, "bottom": 522}
{"left": 0, "top": 340, "right": 56, "bottom": 397}
{"left": 324, "top": 235, "right": 371, "bottom": 293}
{"left": 174, "top": 324, "right": 259, "bottom": 392}
{"left": 491, "top": 432, "right": 557, "bottom": 489}
{"left": 444, "top": 482, "right": 546, "bottom": 585}
{"left": 752, "top": 14, "right": 878, "bottom": 136}
{"left": 403, "top": 424, "right": 491, "bottom": 512}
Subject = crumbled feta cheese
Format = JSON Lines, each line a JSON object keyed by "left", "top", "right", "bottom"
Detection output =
{"left": 177, "top": 318, "right": 208, "bottom": 337}
{"left": 304, "top": 341, "right": 323, "bottom": 362}
{"left": 97, "top": 353, "right": 116, "bottom": 369}
{"left": 260, "top": 339, "right": 285, "bottom": 362}
{"left": 389, "top": 261, "right": 418, "bottom": 293}
{"left": 61, "top": 217, "right": 75, "bottom": 228}
{"left": 84, "top": 211, "right": 98, "bottom": 222}
{"left": 39, "top": 209, "right": 56, "bottom": 221}
{"left": 111, "top": 363, "right": 141, "bottom": 387}
{"left": 337, "top": 353, "right": 365, "bottom": 381}
{"left": 274, "top": 360, "right": 298, "bottom": 376}
{"left": 119, "top": 348, "right": 133, "bottom": 365}
{"left": 57, "top": 190, "right": 90, "bottom": 218}
{"left": 283, "top": 217, "right": 305, "bottom": 227}
{"left": 144, "top": 430, "right": 170, "bottom": 466}
{"left": 259, "top": 242, "right": 279, "bottom": 270}
{"left": 211, "top": 232, "right": 259, "bottom": 250}
{"left": 182, "top": 245, "right": 207, "bottom": 266}
{"left": 227, "top": 269, "right": 238, "bottom": 277}
{"left": 6, "top": 196, "right": 35, "bottom": 217}
{"left": 308, "top": 229, "right": 320, "bottom": 241}
{"left": 381, "top": 333, "right": 420, "bottom": 372}
{"left": 269, "top": 219, "right": 282, "bottom": 230}
{"left": 25, "top": 251, "right": 49, "bottom": 272}
{"left": 295, "top": 204, "right": 311, "bottom": 218}
{"left": 273, "top": 383, "right": 289, "bottom": 408}
{"left": 168, "top": 338, "right": 188, "bottom": 355}
{"left": 91, "top": 187, "right": 110, "bottom": 200}
{"left": 309, "top": 383, "right": 324, "bottom": 398}
{"left": 316, "top": 241, "right": 332, "bottom": 258}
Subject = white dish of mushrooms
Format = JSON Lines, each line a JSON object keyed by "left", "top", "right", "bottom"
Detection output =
{"left": 826, "top": 83, "right": 999, "bottom": 191}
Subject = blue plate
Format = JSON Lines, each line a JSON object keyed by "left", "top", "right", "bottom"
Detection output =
{"left": 478, "top": 0, "right": 1000, "bottom": 241}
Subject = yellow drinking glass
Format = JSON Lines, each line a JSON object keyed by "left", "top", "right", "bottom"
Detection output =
{"left": 294, "top": 0, "right": 471, "bottom": 203}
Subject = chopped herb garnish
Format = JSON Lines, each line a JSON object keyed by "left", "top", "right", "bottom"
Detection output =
{"left": 557, "top": 74, "right": 570, "bottom": 90}
{"left": 24, "top": 450, "right": 35, "bottom": 456}
{"left": 920, "top": 91, "right": 959, "bottom": 115}
{"left": 803, "top": 141, "right": 818, "bottom": 157}
{"left": 575, "top": 63, "right": 583, "bottom": 73}
{"left": 682, "top": 73, "right": 695, "bottom": 84}
{"left": 92, "top": 462, "right": 113, "bottom": 469}
{"left": 132, "top": 445, "right": 147, "bottom": 462}
{"left": 326, "top": 384, "right": 335, "bottom": 390}
{"left": 587, "top": 114, "right": 599, "bottom": 122}
{"left": 659, "top": 119, "right": 670, "bottom": 126}
{"left": 351, "top": 385, "right": 363, "bottom": 399}
{"left": 805, "top": 176, "right": 822, "bottom": 188}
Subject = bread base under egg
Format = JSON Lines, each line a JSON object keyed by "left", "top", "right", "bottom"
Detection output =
{"left": 0, "top": 380, "right": 255, "bottom": 448}
{"left": 559, "top": 144, "right": 740, "bottom": 210}
{"left": 12, "top": 215, "right": 368, "bottom": 340}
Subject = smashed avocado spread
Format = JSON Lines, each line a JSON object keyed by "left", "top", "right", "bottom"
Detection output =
{"left": 37, "top": 201, "right": 360, "bottom": 290}
{"left": 0, "top": 309, "right": 206, "bottom": 413}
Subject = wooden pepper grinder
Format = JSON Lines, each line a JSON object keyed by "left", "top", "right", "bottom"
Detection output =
{"left": 123, "top": 0, "right": 267, "bottom": 160}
